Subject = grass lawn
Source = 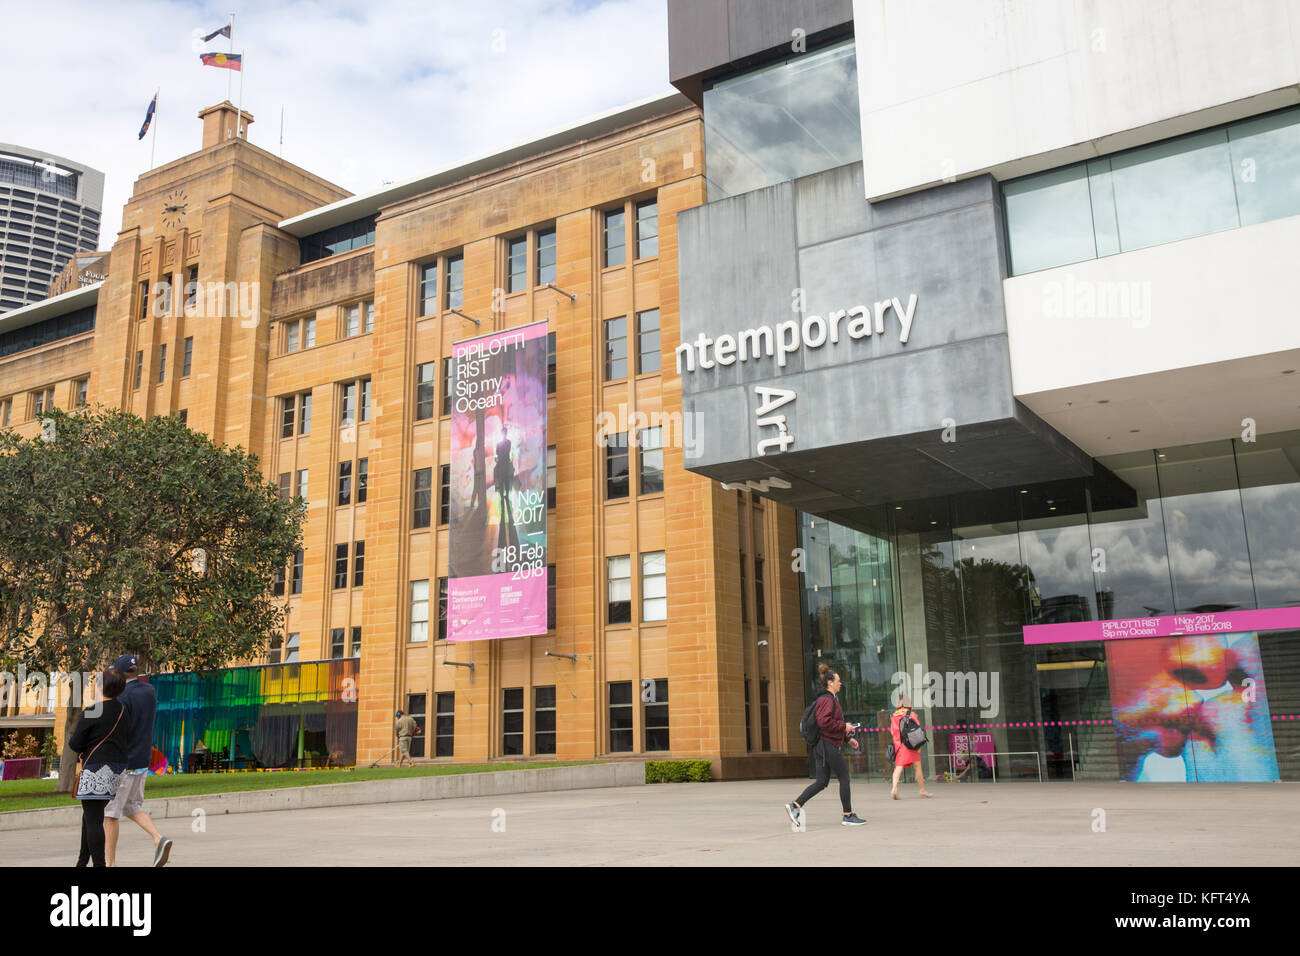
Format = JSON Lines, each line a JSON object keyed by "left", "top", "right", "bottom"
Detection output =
{"left": 0, "top": 761, "right": 600, "bottom": 813}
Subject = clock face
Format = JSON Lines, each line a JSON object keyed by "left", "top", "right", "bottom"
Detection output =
{"left": 161, "top": 189, "right": 188, "bottom": 229}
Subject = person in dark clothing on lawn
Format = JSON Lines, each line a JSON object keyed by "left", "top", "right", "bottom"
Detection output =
{"left": 103, "top": 654, "right": 172, "bottom": 867}
{"left": 786, "top": 663, "right": 866, "bottom": 827}
{"left": 69, "top": 667, "right": 131, "bottom": 867}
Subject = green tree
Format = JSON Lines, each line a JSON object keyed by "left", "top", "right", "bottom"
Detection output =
{"left": 0, "top": 407, "right": 303, "bottom": 677}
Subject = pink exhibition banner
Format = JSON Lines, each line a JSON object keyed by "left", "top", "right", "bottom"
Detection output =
{"left": 1022, "top": 606, "right": 1300, "bottom": 645}
{"left": 447, "top": 321, "right": 549, "bottom": 642}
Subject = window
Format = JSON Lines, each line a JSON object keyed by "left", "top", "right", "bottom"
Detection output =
{"left": 535, "top": 686, "right": 556, "bottom": 755}
{"left": 330, "top": 627, "right": 346, "bottom": 658}
{"left": 413, "top": 468, "right": 432, "bottom": 528}
{"left": 638, "top": 427, "right": 663, "bottom": 495}
{"left": 338, "top": 460, "right": 352, "bottom": 505}
{"left": 353, "top": 541, "right": 365, "bottom": 587}
{"left": 296, "top": 469, "right": 309, "bottom": 502}
{"left": 138, "top": 281, "right": 148, "bottom": 320}
{"left": 268, "top": 633, "right": 283, "bottom": 662}
{"left": 606, "top": 432, "right": 629, "bottom": 500}
{"left": 176, "top": 409, "right": 187, "bottom": 426}
{"left": 290, "top": 549, "right": 304, "bottom": 595}
{"left": 760, "top": 679, "right": 771, "bottom": 752}
{"left": 286, "top": 320, "right": 299, "bottom": 353}
{"left": 134, "top": 350, "right": 142, "bottom": 389}
{"left": 547, "top": 564, "right": 557, "bottom": 630}
{"left": 157, "top": 273, "right": 172, "bottom": 315}
{"left": 439, "top": 464, "right": 450, "bottom": 525}
{"left": 361, "top": 378, "right": 370, "bottom": 422}
{"left": 636, "top": 308, "right": 660, "bottom": 374}
{"left": 273, "top": 566, "right": 285, "bottom": 597}
{"left": 1, "top": 398, "right": 11, "bottom": 427}
{"left": 304, "top": 317, "right": 316, "bottom": 348}
{"left": 334, "top": 543, "right": 349, "bottom": 589}
{"left": 351, "top": 626, "right": 361, "bottom": 657}
{"left": 357, "top": 458, "right": 368, "bottom": 503}
{"left": 280, "top": 396, "right": 295, "bottom": 438}
{"left": 754, "top": 555, "right": 766, "bottom": 627}
{"left": 546, "top": 445, "right": 556, "bottom": 509}
{"left": 438, "top": 577, "right": 448, "bottom": 641}
{"left": 441, "top": 357, "right": 455, "bottom": 416}
{"left": 415, "top": 362, "right": 436, "bottom": 420}
{"left": 503, "top": 688, "right": 524, "bottom": 756}
{"left": 547, "top": 331, "right": 556, "bottom": 394}
{"left": 604, "top": 316, "right": 627, "bottom": 380}
{"left": 344, "top": 304, "right": 360, "bottom": 338}
{"left": 419, "top": 262, "right": 438, "bottom": 316}
{"left": 536, "top": 227, "right": 557, "bottom": 285}
{"left": 609, "top": 681, "right": 633, "bottom": 752}
{"left": 157, "top": 344, "right": 166, "bottom": 383}
{"left": 446, "top": 254, "right": 463, "bottom": 310}
{"left": 299, "top": 392, "right": 312, "bottom": 435}
{"left": 340, "top": 381, "right": 356, "bottom": 426}
{"left": 745, "top": 679, "right": 754, "bottom": 752}
{"left": 635, "top": 199, "right": 658, "bottom": 258}
{"left": 185, "top": 266, "right": 198, "bottom": 311}
{"left": 603, "top": 209, "right": 626, "bottom": 267}
{"left": 644, "top": 678, "right": 669, "bottom": 751}
{"left": 298, "top": 215, "right": 375, "bottom": 264}
{"left": 31, "top": 387, "right": 54, "bottom": 416}
{"left": 74, "top": 379, "right": 87, "bottom": 407}
{"left": 641, "top": 551, "right": 667, "bottom": 622}
{"left": 278, "top": 473, "right": 291, "bottom": 501}
{"left": 435, "top": 692, "right": 455, "bottom": 757}
{"left": 740, "top": 551, "right": 749, "bottom": 623}
{"left": 406, "top": 694, "right": 425, "bottom": 758}
{"left": 364, "top": 300, "right": 374, "bottom": 334}
{"left": 182, "top": 337, "right": 193, "bottom": 377}
{"left": 410, "top": 580, "right": 429, "bottom": 642}
{"left": 284, "top": 632, "right": 300, "bottom": 664}
{"left": 507, "top": 235, "right": 527, "bottom": 293}
{"left": 607, "top": 555, "right": 631, "bottom": 624}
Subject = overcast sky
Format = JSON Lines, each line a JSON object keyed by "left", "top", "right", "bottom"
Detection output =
{"left": 7, "top": 0, "right": 670, "bottom": 242}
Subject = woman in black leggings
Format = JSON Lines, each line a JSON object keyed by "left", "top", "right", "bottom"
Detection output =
{"left": 786, "top": 663, "right": 866, "bottom": 827}
{"left": 69, "top": 667, "right": 131, "bottom": 867}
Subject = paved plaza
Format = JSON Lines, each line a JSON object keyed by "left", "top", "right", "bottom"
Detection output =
{"left": 3, "top": 778, "right": 1295, "bottom": 866}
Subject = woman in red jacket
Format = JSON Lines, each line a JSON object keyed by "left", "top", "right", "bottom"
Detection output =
{"left": 785, "top": 663, "right": 867, "bottom": 827}
{"left": 890, "top": 693, "right": 933, "bottom": 799}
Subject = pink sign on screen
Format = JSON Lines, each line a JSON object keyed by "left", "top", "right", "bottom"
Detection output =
{"left": 1023, "top": 606, "right": 1300, "bottom": 645}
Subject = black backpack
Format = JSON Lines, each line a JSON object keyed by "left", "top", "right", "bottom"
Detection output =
{"left": 899, "top": 709, "right": 928, "bottom": 750}
{"left": 799, "top": 690, "right": 832, "bottom": 745}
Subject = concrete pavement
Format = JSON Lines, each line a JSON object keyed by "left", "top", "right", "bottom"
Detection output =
{"left": 4, "top": 778, "right": 1295, "bottom": 866}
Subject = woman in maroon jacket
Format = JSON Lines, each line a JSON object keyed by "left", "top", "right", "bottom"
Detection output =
{"left": 785, "top": 663, "right": 867, "bottom": 827}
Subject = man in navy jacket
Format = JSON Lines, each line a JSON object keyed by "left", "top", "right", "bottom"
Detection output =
{"left": 103, "top": 654, "right": 173, "bottom": 867}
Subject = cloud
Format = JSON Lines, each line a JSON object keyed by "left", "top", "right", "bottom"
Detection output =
{"left": 7, "top": 0, "right": 669, "bottom": 243}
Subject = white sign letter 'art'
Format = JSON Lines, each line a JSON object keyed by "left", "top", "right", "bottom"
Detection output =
{"left": 754, "top": 386, "right": 796, "bottom": 456}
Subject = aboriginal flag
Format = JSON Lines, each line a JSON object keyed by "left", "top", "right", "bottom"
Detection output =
{"left": 138, "top": 93, "right": 156, "bottom": 140}
{"left": 200, "top": 51, "right": 242, "bottom": 71}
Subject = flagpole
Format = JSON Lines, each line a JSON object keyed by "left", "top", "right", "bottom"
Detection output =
{"left": 237, "top": 52, "right": 245, "bottom": 138}
{"left": 151, "top": 89, "right": 159, "bottom": 169}
{"left": 227, "top": 13, "right": 235, "bottom": 101}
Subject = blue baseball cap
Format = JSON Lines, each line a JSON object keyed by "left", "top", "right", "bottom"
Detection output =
{"left": 112, "top": 654, "right": 140, "bottom": 673}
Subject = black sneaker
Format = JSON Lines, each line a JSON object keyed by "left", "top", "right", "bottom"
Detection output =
{"left": 785, "top": 803, "right": 802, "bottom": 827}
{"left": 153, "top": 836, "right": 173, "bottom": 867}
{"left": 841, "top": 814, "right": 867, "bottom": 827}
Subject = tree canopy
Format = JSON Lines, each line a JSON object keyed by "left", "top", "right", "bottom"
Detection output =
{"left": 0, "top": 407, "right": 303, "bottom": 675}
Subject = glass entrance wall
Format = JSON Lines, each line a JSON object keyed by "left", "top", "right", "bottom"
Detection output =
{"left": 798, "top": 430, "right": 1300, "bottom": 782}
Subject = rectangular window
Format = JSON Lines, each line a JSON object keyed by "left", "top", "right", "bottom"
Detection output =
{"left": 182, "top": 337, "right": 193, "bottom": 377}
{"left": 296, "top": 469, "right": 309, "bottom": 502}
{"left": 303, "top": 317, "right": 316, "bottom": 348}
{"left": 353, "top": 541, "right": 365, "bottom": 587}
{"left": 360, "top": 378, "right": 370, "bottom": 422}
{"left": 536, "top": 227, "right": 557, "bottom": 285}
{"left": 357, "top": 458, "right": 368, "bottom": 503}
{"left": 413, "top": 467, "right": 432, "bottom": 528}
{"left": 334, "top": 543, "right": 349, "bottom": 589}
{"left": 330, "top": 627, "right": 346, "bottom": 658}
{"left": 635, "top": 199, "right": 658, "bottom": 258}
{"left": 337, "top": 461, "right": 352, "bottom": 506}
{"left": 347, "top": 626, "right": 359, "bottom": 658}
{"left": 760, "top": 679, "right": 771, "bottom": 751}
{"left": 364, "top": 300, "right": 374, "bottom": 334}
{"left": 406, "top": 693, "right": 425, "bottom": 757}
{"left": 290, "top": 549, "right": 304, "bottom": 595}
{"left": 286, "top": 320, "right": 300, "bottom": 353}
{"left": 547, "top": 564, "right": 557, "bottom": 630}
{"left": 441, "top": 357, "right": 455, "bottom": 416}
{"left": 415, "top": 362, "right": 436, "bottom": 420}
{"left": 344, "top": 304, "right": 360, "bottom": 338}
{"left": 446, "top": 254, "right": 463, "bottom": 311}
{"left": 740, "top": 550, "right": 749, "bottom": 623}
{"left": 185, "top": 266, "right": 199, "bottom": 311}
{"left": 507, "top": 235, "right": 527, "bottom": 293}
{"left": 604, "top": 316, "right": 627, "bottom": 380}
{"left": 134, "top": 350, "right": 142, "bottom": 389}
{"left": 1, "top": 399, "right": 10, "bottom": 428}
{"left": 754, "top": 555, "right": 766, "bottom": 627}
{"left": 534, "top": 685, "right": 556, "bottom": 755}
{"left": 158, "top": 273, "right": 172, "bottom": 315}
{"left": 410, "top": 580, "right": 429, "bottom": 643}
{"left": 641, "top": 551, "right": 667, "bottom": 622}
{"left": 439, "top": 464, "right": 450, "bottom": 525}
{"left": 638, "top": 427, "right": 663, "bottom": 495}
{"left": 280, "top": 396, "right": 296, "bottom": 438}
{"left": 420, "top": 262, "right": 439, "bottom": 316}
{"left": 340, "top": 382, "right": 356, "bottom": 426}
{"left": 607, "top": 555, "right": 631, "bottom": 624}
{"left": 435, "top": 692, "right": 455, "bottom": 757}
{"left": 609, "top": 681, "right": 633, "bottom": 753}
{"left": 273, "top": 566, "right": 285, "bottom": 597}
{"left": 278, "top": 473, "right": 291, "bottom": 501}
{"left": 74, "top": 379, "right": 88, "bottom": 407}
{"left": 605, "top": 432, "right": 629, "bottom": 500}
{"left": 438, "top": 577, "right": 448, "bottom": 641}
{"left": 603, "top": 208, "right": 626, "bottom": 267}
{"left": 299, "top": 392, "right": 312, "bottom": 435}
{"left": 138, "top": 281, "right": 148, "bottom": 320}
{"left": 284, "top": 632, "right": 300, "bottom": 664}
{"left": 547, "top": 331, "right": 556, "bottom": 394}
{"left": 644, "top": 678, "right": 669, "bottom": 751}
{"left": 636, "top": 308, "right": 660, "bottom": 374}
{"left": 503, "top": 688, "right": 524, "bottom": 756}
{"left": 546, "top": 445, "right": 556, "bottom": 509}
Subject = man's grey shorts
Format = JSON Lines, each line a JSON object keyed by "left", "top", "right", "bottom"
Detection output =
{"left": 105, "top": 772, "right": 147, "bottom": 819}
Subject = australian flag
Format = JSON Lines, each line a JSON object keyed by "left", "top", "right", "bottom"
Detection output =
{"left": 138, "top": 93, "right": 157, "bottom": 141}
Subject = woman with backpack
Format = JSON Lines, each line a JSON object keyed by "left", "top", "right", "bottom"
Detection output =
{"left": 785, "top": 663, "right": 867, "bottom": 827}
{"left": 890, "top": 693, "right": 933, "bottom": 799}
